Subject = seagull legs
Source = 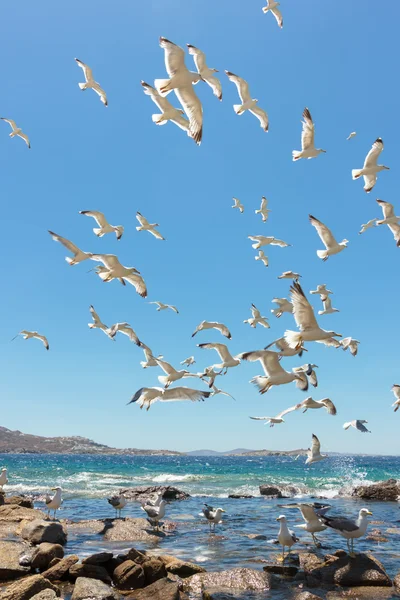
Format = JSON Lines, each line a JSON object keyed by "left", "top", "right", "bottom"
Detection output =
{"left": 312, "top": 533, "right": 322, "bottom": 548}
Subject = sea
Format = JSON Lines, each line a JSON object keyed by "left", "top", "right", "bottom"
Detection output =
{"left": 2, "top": 453, "right": 400, "bottom": 598}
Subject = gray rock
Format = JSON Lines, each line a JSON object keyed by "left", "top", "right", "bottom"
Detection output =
{"left": 306, "top": 551, "right": 392, "bottom": 587}
{"left": 103, "top": 517, "right": 165, "bottom": 542}
{"left": 263, "top": 564, "right": 298, "bottom": 576}
{"left": 4, "top": 495, "right": 34, "bottom": 508}
{"left": 82, "top": 551, "right": 113, "bottom": 565}
{"left": 120, "top": 485, "right": 190, "bottom": 501}
{"left": 0, "top": 540, "right": 31, "bottom": 582}
{"left": 159, "top": 555, "right": 206, "bottom": 578}
{"left": 0, "top": 574, "right": 59, "bottom": 600}
{"left": 352, "top": 478, "right": 400, "bottom": 501}
{"left": 20, "top": 519, "right": 67, "bottom": 545}
{"left": 31, "top": 543, "right": 65, "bottom": 571}
{"left": 0, "top": 504, "right": 47, "bottom": 523}
{"left": 295, "top": 593, "right": 324, "bottom": 600}
{"left": 30, "top": 591, "right": 59, "bottom": 600}
{"left": 228, "top": 494, "right": 254, "bottom": 499}
{"left": 125, "top": 578, "right": 180, "bottom": 600}
{"left": 113, "top": 560, "right": 145, "bottom": 590}
{"left": 41, "top": 554, "right": 79, "bottom": 582}
{"left": 184, "top": 568, "right": 271, "bottom": 594}
{"left": 71, "top": 577, "right": 119, "bottom": 600}
{"left": 69, "top": 562, "right": 112, "bottom": 584}
{"left": 259, "top": 483, "right": 298, "bottom": 498}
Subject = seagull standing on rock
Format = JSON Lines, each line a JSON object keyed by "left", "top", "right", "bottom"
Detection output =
{"left": 45, "top": 487, "right": 62, "bottom": 520}
{"left": 320, "top": 508, "right": 373, "bottom": 556}
{"left": 142, "top": 499, "right": 166, "bottom": 531}
{"left": 0, "top": 468, "right": 8, "bottom": 489}
{"left": 276, "top": 515, "right": 298, "bottom": 560}
{"left": 108, "top": 494, "right": 127, "bottom": 519}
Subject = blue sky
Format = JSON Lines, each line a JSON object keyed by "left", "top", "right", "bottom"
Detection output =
{"left": 1, "top": 0, "right": 399, "bottom": 454}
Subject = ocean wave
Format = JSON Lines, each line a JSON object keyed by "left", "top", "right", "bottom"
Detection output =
{"left": 151, "top": 473, "right": 206, "bottom": 483}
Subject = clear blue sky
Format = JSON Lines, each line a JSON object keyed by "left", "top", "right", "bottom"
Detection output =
{"left": 1, "top": 0, "right": 399, "bottom": 454}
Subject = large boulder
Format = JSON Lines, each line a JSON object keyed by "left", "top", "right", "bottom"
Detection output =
{"left": 159, "top": 555, "right": 206, "bottom": 578}
{"left": 20, "top": 520, "right": 67, "bottom": 545}
{"left": 41, "top": 554, "right": 79, "bottom": 581}
{"left": 113, "top": 560, "right": 145, "bottom": 590}
{"left": 82, "top": 551, "right": 113, "bottom": 565}
{"left": 103, "top": 517, "right": 165, "bottom": 542}
{"left": 126, "top": 578, "right": 180, "bottom": 600}
{"left": 307, "top": 552, "right": 392, "bottom": 587}
{"left": 71, "top": 577, "right": 119, "bottom": 600}
{"left": 120, "top": 486, "right": 190, "bottom": 502}
{"left": 352, "top": 478, "right": 400, "bottom": 501}
{"left": 0, "top": 574, "right": 59, "bottom": 600}
{"left": 4, "top": 495, "right": 34, "bottom": 508}
{"left": 0, "top": 540, "right": 31, "bottom": 581}
{"left": 184, "top": 568, "right": 271, "bottom": 594}
{"left": 31, "top": 543, "right": 65, "bottom": 571}
{"left": 69, "top": 562, "right": 112, "bottom": 584}
{"left": 30, "top": 591, "right": 59, "bottom": 600}
{"left": 0, "top": 504, "right": 46, "bottom": 522}
{"left": 259, "top": 483, "right": 299, "bottom": 498}
{"left": 142, "top": 557, "right": 167, "bottom": 585}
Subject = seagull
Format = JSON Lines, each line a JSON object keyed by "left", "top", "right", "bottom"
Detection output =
{"left": 249, "top": 235, "right": 291, "bottom": 249}
{"left": 340, "top": 337, "right": 360, "bottom": 356}
{"left": 359, "top": 219, "right": 377, "bottom": 235}
{"left": 292, "top": 363, "right": 318, "bottom": 387}
{"left": 243, "top": 304, "right": 270, "bottom": 329}
{"left": 306, "top": 434, "right": 327, "bottom": 465}
{"left": 210, "top": 384, "right": 236, "bottom": 400}
{"left": 149, "top": 301, "right": 178, "bottom": 313}
{"left": 392, "top": 385, "right": 400, "bottom": 412}
{"left": 347, "top": 132, "right": 357, "bottom": 140}
{"left": 262, "top": 1, "right": 283, "bottom": 28}
{"left": 108, "top": 494, "right": 127, "bottom": 518}
{"left": 186, "top": 44, "right": 222, "bottom": 100}
{"left": 278, "top": 271, "right": 301, "bottom": 281}
{"left": 376, "top": 199, "right": 400, "bottom": 226}
{"left": 192, "top": 321, "right": 231, "bottom": 339}
{"left": 232, "top": 197, "right": 244, "bottom": 213}
{"left": 1, "top": 118, "right": 30, "bottom": 148}
{"left": 202, "top": 504, "right": 226, "bottom": 532}
{"left": 316, "top": 337, "right": 342, "bottom": 349}
{"left": 294, "top": 396, "right": 337, "bottom": 415}
{"left": 320, "top": 508, "right": 373, "bottom": 556}
{"left": 154, "top": 358, "right": 197, "bottom": 388}
{"left": 88, "top": 305, "right": 114, "bottom": 340}
{"left": 271, "top": 298, "right": 293, "bottom": 318}
{"left": 79, "top": 210, "right": 124, "bottom": 240}
{"left": 141, "top": 499, "right": 166, "bottom": 531}
{"left": 264, "top": 337, "right": 306, "bottom": 358}
{"left": 255, "top": 250, "right": 269, "bottom": 267}
{"left": 343, "top": 420, "right": 371, "bottom": 433}
{"left": 352, "top": 138, "right": 389, "bottom": 192}
{"left": 292, "top": 504, "right": 328, "bottom": 546}
{"left": 292, "top": 108, "right": 326, "bottom": 161}
{"left": 45, "top": 487, "right": 62, "bottom": 520}
{"left": 198, "top": 366, "right": 224, "bottom": 388}
{"left": 139, "top": 342, "right": 163, "bottom": 368}
{"left": 309, "top": 215, "right": 348, "bottom": 261}
{"left": 239, "top": 350, "right": 308, "bottom": 394}
{"left": 48, "top": 230, "right": 93, "bottom": 265}
{"left": 225, "top": 71, "right": 269, "bottom": 131}
{"left": 276, "top": 515, "right": 298, "bottom": 560}
{"left": 181, "top": 356, "right": 196, "bottom": 367}
{"left": 141, "top": 81, "right": 190, "bottom": 133}
{"left": 108, "top": 323, "right": 140, "bottom": 345}
{"left": 128, "top": 386, "right": 211, "bottom": 411}
{"left": 255, "top": 197, "right": 271, "bottom": 222}
{"left": 75, "top": 58, "right": 107, "bottom": 106}
{"left": 136, "top": 212, "right": 165, "bottom": 240}
{"left": 318, "top": 296, "right": 339, "bottom": 316}
{"left": 90, "top": 254, "right": 147, "bottom": 297}
{"left": 285, "top": 282, "right": 342, "bottom": 350}
{"left": 0, "top": 468, "right": 8, "bottom": 489}
{"left": 249, "top": 408, "right": 295, "bottom": 427}
{"left": 12, "top": 331, "right": 49, "bottom": 350}
{"left": 310, "top": 284, "right": 332, "bottom": 297}
{"left": 155, "top": 37, "right": 203, "bottom": 145}
{"left": 197, "top": 342, "right": 240, "bottom": 373}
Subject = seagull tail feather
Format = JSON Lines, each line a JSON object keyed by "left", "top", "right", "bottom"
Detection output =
{"left": 262, "top": 6, "right": 269, "bottom": 13}
{"left": 284, "top": 330, "right": 302, "bottom": 350}
{"left": 352, "top": 169, "right": 363, "bottom": 180}
{"left": 78, "top": 82, "right": 87, "bottom": 90}
{"left": 93, "top": 228, "right": 103, "bottom": 237}
{"left": 65, "top": 257, "right": 74, "bottom": 265}
{"left": 292, "top": 151, "right": 302, "bottom": 161}
{"left": 154, "top": 79, "right": 173, "bottom": 97}
{"left": 233, "top": 104, "right": 244, "bottom": 115}
{"left": 317, "top": 249, "right": 328, "bottom": 260}
{"left": 151, "top": 114, "right": 167, "bottom": 125}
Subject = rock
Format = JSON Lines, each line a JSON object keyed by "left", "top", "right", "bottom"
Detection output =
{"left": 82, "top": 551, "right": 113, "bottom": 565}
{"left": 263, "top": 564, "right": 298, "bottom": 576}
{"left": 299, "top": 552, "right": 325, "bottom": 573}
{"left": 0, "top": 540, "right": 31, "bottom": 581}
{"left": 0, "top": 504, "right": 47, "bottom": 523}
{"left": 159, "top": 555, "right": 206, "bottom": 577}
{"left": 0, "top": 574, "right": 59, "bottom": 600}
{"left": 113, "top": 560, "right": 145, "bottom": 590}
{"left": 385, "top": 527, "right": 400, "bottom": 535}
{"left": 4, "top": 495, "right": 34, "bottom": 509}
{"left": 103, "top": 517, "right": 165, "bottom": 542}
{"left": 20, "top": 519, "right": 67, "bottom": 545}
{"left": 30, "top": 591, "right": 59, "bottom": 600}
{"left": 259, "top": 484, "right": 284, "bottom": 498}
{"left": 126, "top": 548, "right": 147, "bottom": 563}
{"left": 228, "top": 494, "right": 254, "bottom": 499}
{"left": 394, "top": 573, "right": 400, "bottom": 590}
{"left": 309, "top": 552, "right": 392, "bottom": 587}
{"left": 352, "top": 478, "right": 400, "bottom": 501}
{"left": 71, "top": 577, "right": 119, "bottom": 600}
{"left": 142, "top": 557, "right": 167, "bottom": 585}
{"left": 31, "top": 543, "right": 65, "bottom": 571}
{"left": 120, "top": 486, "right": 190, "bottom": 502}
{"left": 246, "top": 534, "right": 267, "bottom": 540}
{"left": 69, "top": 563, "right": 112, "bottom": 583}
{"left": 41, "top": 554, "right": 79, "bottom": 581}
{"left": 184, "top": 568, "right": 271, "bottom": 594}
{"left": 295, "top": 593, "right": 324, "bottom": 600}
{"left": 125, "top": 577, "right": 180, "bottom": 600}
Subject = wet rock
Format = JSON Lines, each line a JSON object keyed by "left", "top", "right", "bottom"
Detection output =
{"left": 366, "top": 534, "right": 389, "bottom": 543}
{"left": 385, "top": 527, "right": 400, "bottom": 535}
{"left": 82, "top": 551, "right": 114, "bottom": 565}
{"left": 295, "top": 593, "right": 323, "bottom": 600}
{"left": 113, "top": 560, "right": 145, "bottom": 590}
{"left": 159, "top": 555, "right": 206, "bottom": 578}
{"left": 101, "top": 517, "right": 166, "bottom": 542}
{"left": 228, "top": 494, "right": 254, "bottom": 499}
{"left": 120, "top": 485, "right": 190, "bottom": 502}
{"left": 0, "top": 540, "right": 31, "bottom": 581}
{"left": 4, "top": 495, "right": 34, "bottom": 508}
{"left": 0, "top": 574, "right": 59, "bottom": 600}
{"left": 142, "top": 557, "right": 167, "bottom": 585}
{"left": 31, "top": 543, "right": 65, "bottom": 571}
{"left": 126, "top": 548, "right": 147, "bottom": 563}
{"left": 71, "top": 577, "right": 119, "bottom": 600}
{"left": 69, "top": 562, "right": 112, "bottom": 584}
{"left": 184, "top": 568, "right": 271, "bottom": 594}
{"left": 352, "top": 478, "right": 400, "bottom": 501}
{"left": 41, "top": 554, "right": 79, "bottom": 581}
{"left": 394, "top": 573, "right": 400, "bottom": 590}
{"left": 30, "top": 590, "right": 59, "bottom": 600}
{"left": 308, "top": 552, "right": 392, "bottom": 586}
{"left": 125, "top": 577, "right": 180, "bottom": 600}
{"left": 259, "top": 484, "right": 284, "bottom": 498}
{"left": 246, "top": 534, "right": 267, "bottom": 540}
{"left": 263, "top": 564, "right": 298, "bottom": 576}
{"left": 20, "top": 519, "right": 67, "bottom": 545}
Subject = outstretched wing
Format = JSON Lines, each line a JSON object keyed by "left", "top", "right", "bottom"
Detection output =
{"left": 161, "top": 387, "right": 211, "bottom": 403}
{"left": 301, "top": 108, "right": 315, "bottom": 150}
{"left": 159, "top": 37, "right": 186, "bottom": 77}
{"left": 363, "top": 138, "right": 384, "bottom": 168}
{"left": 249, "top": 106, "right": 269, "bottom": 132}
{"left": 290, "top": 282, "right": 319, "bottom": 332}
{"left": 80, "top": 210, "right": 108, "bottom": 228}
{"left": 320, "top": 398, "right": 337, "bottom": 415}
{"left": 225, "top": 71, "right": 251, "bottom": 103}
{"left": 309, "top": 215, "right": 337, "bottom": 249}
{"left": 75, "top": 58, "right": 94, "bottom": 82}
{"left": 48, "top": 231, "right": 80, "bottom": 255}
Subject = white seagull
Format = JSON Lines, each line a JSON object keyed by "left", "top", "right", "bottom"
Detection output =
{"left": 255, "top": 250, "right": 269, "bottom": 267}
{"left": 292, "top": 108, "right": 326, "bottom": 161}
{"left": 292, "top": 363, "right": 318, "bottom": 387}
{"left": 249, "top": 406, "right": 296, "bottom": 427}
{"left": 309, "top": 215, "right": 348, "bottom": 261}
{"left": 48, "top": 230, "right": 92, "bottom": 265}
{"left": 75, "top": 58, "right": 107, "bottom": 106}
{"left": 187, "top": 44, "right": 222, "bottom": 100}
{"left": 239, "top": 350, "right": 308, "bottom": 394}
{"left": 347, "top": 132, "right": 357, "bottom": 140}
{"left": 197, "top": 342, "right": 240, "bottom": 373}
{"left": 292, "top": 503, "right": 328, "bottom": 546}
{"left": 1, "top": 118, "right": 30, "bottom": 148}
{"left": 192, "top": 321, "right": 231, "bottom": 339}
{"left": 318, "top": 296, "right": 339, "bottom": 316}
{"left": 359, "top": 219, "right": 377, "bottom": 235}
{"left": 0, "top": 468, "right": 8, "bottom": 489}
{"left": 181, "top": 356, "right": 196, "bottom": 367}
{"left": 210, "top": 384, "right": 236, "bottom": 401}
{"left": 310, "top": 284, "right": 332, "bottom": 297}
{"left": 249, "top": 235, "right": 290, "bottom": 249}
{"left": 142, "top": 499, "right": 166, "bottom": 531}
{"left": 352, "top": 138, "right": 389, "bottom": 193}
{"left": 139, "top": 342, "right": 163, "bottom": 368}
{"left": 243, "top": 304, "right": 270, "bottom": 329}
{"left": 276, "top": 515, "right": 298, "bottom": 560}
{"left": 202, "top": 504, "right": 226, "bottom": 532}
{"left": 232, "top": 197, "right": 244, "bottom": 213}
{"left": 306, "top": 434, "right": 327, "bottom": 465}
{"left": 88, "top": 305, "right": 114, "bottom": 340}
{"left": 141, "top": 81, "right": 190, "bottom": 133}
{"left": 376, "top": 201, "right": 400, "bottom": 248}
{"left": 45, "top": 487, "right": 62, "bottom": 520}
{"left": 343, "top": 420, "right": 371, "bottom": 433}
{"left": 198, "top": 366, "right": 224, "bottom": 388}
{"left": 155, "top": 37, "right": 203, "bottom": 145}
{"left": 320, "top": 508, "right": 373, "bottom": 556}
{"left": 13, "top": 330, "right": 49, "bottom": 350}
{"left": 278, "top": 271, "right": 301, "bottom": 281}
{"left": 340, "top": 337, "right": 360, "bottom": 357}
{"left": 271, "top": 298, "right": 293, "bottom": 318}
{"left": 79, "top": 210, "right": 124, "bottom": 240}
{"left": 284, "top": 282, "right": 342, "bottom": 350}
{"left": 136, "top": 212, "right": 165, "bottom": 240}
{"left": 149, "top": 301, "right": 178, "bottom": 313}
{"left": 128, "top": 386, "right": 211, "bottom": 411}
{"left": 262, "top": 1, "right": 283, "bottom": 28}
{"left": 255, "top": 197, "right": 271, "bottom": 222}
{"left": 108, "top": 494, "right": 127, "bottom": 518}
{"left": 391, "top": 385, "right": 400, "bottom": 412}
{"left": 90, "top": 254, "right": 147, "bottom": 297}
{"left": 154, "top": 357, "right": 197, "bottom": 388}
{"left": 225, "top": 71, "right": 269, "bottom": 131}
{"left": 108, "top": 322, "right": 140, "bottom": 345}
{"left": 282, "top": 396, "right": 337, "bottom": 416}
{"left": 264, "top": 337, "right": 306, "bottom": 358}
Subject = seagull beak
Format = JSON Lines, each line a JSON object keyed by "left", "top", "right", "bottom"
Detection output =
{"left": 367, "top": 510, "right": 373, "bottom": 516}
{"left": 51, "top": 488, "right": 57, "bottom": 491}
{"left": 221, "top": 509, "right": 226, "bottom": 513}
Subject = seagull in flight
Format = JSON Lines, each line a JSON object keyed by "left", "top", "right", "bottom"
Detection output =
{"left": 1, "top": 118, "right": 30, "bottom": 148}
{"left": 292, "top": 363, "right": 318, "bottom": 387}
{"left": 225, "top": 71, "right": 269, "bottom": 131}
{"left": 292, "top": 108, "right": 326, "bottom": 160}
{"left": 239, "top": 350, "right": 309, "bottom": 394}
{"left": 136, "top": 212, "right": 165, "bottom": 240}
{"left": 75, "top": 58, "right": 107, "bottom": 106}
{"left": 391, "top": 385, "right": 400, "bottom": 412}
{"left": 310, "top": 284, "right": 333, "bottom": 297}
{"left": 129, "top": 386, "right": 211, "bottom": 411}
{"left": 192, "top": 321, "right": 231, "bottom": 339}
{"left": 181, "top": 356, "right": 195, "bottom": 367}
{"left": 198, "top": 366, "right": 224, "bottom": 388}
{"left": 318, "top": 296, "right": 339, "bottom": 316}
{"left": 278, "top": 271, "right": 301, "bottom": 281}
{"left": 197, "top": 342, "right": 240, "bottom": 373}
{"left": 255, "top": 197, "right": 271, "bottom": 222}
{"left": 149, "top": 301, "right": 178, "bottom": 313}
{"left": 48, "top": 231, "right": 92, "bottom": 265}
{"left": 306, "top": 434, "right": 327, "bottom": 465}
{"left": 291, "top": 503, "right": 329, "bottom": 546}
{"left": 88, "top": 305, "right": 114, "bottom": 340}
{"left": 243, "top": 304, "right": 269, "bottom": 328}
{"left": 249, "top": 404, "right": 300, "bottom": 427}
{"left": 210, "top": 384, "right": 236, "bottom": 400}
{"left": 154, "top": 357, "right": 197, "bottom": 388}
{"left": 352, "top": 138, "right": 389, "bottom": 192}
{"left": 271, "top": 298, "right": 293, "bottom": 318}
{"left": 309, "top": 215, "right": 348, "bottom": 261}
{"left": 262, "top": 1, "right": 283, "bottom": 28}
{"left": 187, "top": 44, "right": 222, "bottom": 100}
{"left": 12, "top": 330, "right": 49, "bottom": 350}
{"left": 141, "top": 81, "right": 189, "bottom": 133}
{"left": 343, "top": 420, "right": 371, "bottom": 433}
{"left": 249, "top": 235, "right": 290, "bottom": 249}
{"left": 347, "top": 132, "right": 357, "bottom": 140}
{"left": 376, "top": 200, "right": 400, "bottom": 247}
{"left": 265, "top": 337, "right": 306, "bottom": 358}
{"left": 108, "top": 323, "right": 140, "bottom": 345}
{"left": 90, "top": 254, "right": 147, "bottom": 297}
{"left": 155, "top": 37, "right": 203, "bottom": 145}
{"left": 139, "top": 342, "right": 163, "bottom": 368}
{"left": 232, "top": 197, "right": 244, "bottom": 213}
{"left": 255, "top": 250, "right": 269, "bottom": 267}
{"left": 340, "top": 337, "right": 360, "bottom": 356}
{"left": 79, "top": 210, "right": 124, "bottom": 240}
{"left": 282, "top": 396, "right": 337, "bottom": 416}
{"left": 359, "top": 219, "right": 377, "bottom": 235}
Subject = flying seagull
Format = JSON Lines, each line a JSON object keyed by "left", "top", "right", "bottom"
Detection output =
{"left": 155, "top": 37, "right": 203, "bottom": 145}
{"left": 306, "top": 434, "right": 327, "bottom": 465}
{"left": 359, "top": 219, "right": 377, "bottom": 235}
{"left": 280, "top": 396, "right": 337, "bottom": 416}
{"left": 292, "top": 503, "right": 328, "bottom": 546}
{"left": 347, "top": 132, "right": 357, "bottom": 140}
{"left": 343, "top": 420, "right": 371, "bottom": 433}
{"left": 88, "top": 305, "right": 114, "bottom": 340}
{"left": 340, "top": 337, "right": 360, "bottom": 356}
{"left": 249, "top": 235, "right": 290, "bottom": 249}
{"left": 141, "top": 81, "right": 190, "bottom": 133}
{"left": 108, "top": 494, "right": 127, "bottom": 518}
{"left": 198, "top": 366, "right": 224, "bottom": 388}
{"left": 149, "top": 301, "right": 178, "bottom": 313}
{"left": 210, "top": 384, "right": 236, "bottom": 400}
{"left": 79, "top": 210, "right": 124, "bottom": 240}
{"left": 310, "top": 284, "right": 332, "bottom": 297}
{"left": 278, "top": 271, "right": 301, "bottom": 280}
{"left": 225, "top": 71, "right": 269, "bottom": 131}
{"left": 271, "top": 298, "right": 293, "bottom": 318}
{"left": 197, "top": 342, "right": 240, "bottom": 373}
{"left": 262, "top": 1, "right": 283, "bottom": 28}
{"left": 376, "top": 200, "right": 400, "bottom": 246}
{"left": 202, "top": 504, "right": 226, "bottom": 532}
{"left": 232, "top": 197, "right": 244, "bottom": 213}
{"left": 12, "top": 331, "right": 49, "bottom": 350}
{"left": 75, "top": 58, "right": 107, "bottom": 106}
{"left": 292, "top": 363, "right": 318, "bottom": 387}
{"left": 255, "top": 250, "right": 269, "bottom": 267}
{"left": 128, "top": 386, "right": 211, "bottom": 411}
{"left": 309, "top": 215, "right": 348, "bottom": 261}
{"left": 154, "top": 357, "right": 197, "bottom": 388}
{"left": 352, "top": 138, "right": 389, "bottom": 192}
{"left": 239, "top": 350, "right": 308, "bottom": 394}
{"left": 48, "top": 230, "right": 92, "bottom": 265}
{"left": 276, "top": 515, "right": 298, "bottom": 560}
{"left": 255, "top": 197, "right": 271, "bottom": 222}
{"left": 90, "top": 254, "right": 147, "bottom": 297}
{"left": 243, "top": 304, "right": 270, "bottom": 329}
{"left": 136, "top": 212, "right": 165, "bottom": 240}
{"left": 186, "top": 44, "right": 222, "bottom": 100}
{"left": 391, "top": 385, "right": 400, "bottom": 412}
{"left": 139, "top": 342, "right": 163, "bottom": 368}
{"left": 45, "top": 487, "right": 62, "bottom": 520}
{"left": 318, "top": 296, "right": 339, "bottom": 316}
{"left": 108, "top": 323, "right": 140, "bottom": 344}
{"left": 249, "top": 406, "right": 297, "bottom": 427}
{"left": 264, "top": 337, "right": 306, "bottom": 358}
{"left": 1, "top": 118, "right": 30, "bottom": 148}
{"left": 320, "top": 508, "right": 373, "bottom": 556}
{"left": 292, "top": 108, "right": 326, "bottom": 160}
{"left": 192, "top": 321, "right": 231, "bottom": 339}
{"left": 181, "top": 356, "right": 195, "bottom": 367}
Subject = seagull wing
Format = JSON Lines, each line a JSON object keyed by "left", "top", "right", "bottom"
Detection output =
{"left": 204, "top": 75, "right": 222, "bottom": 101}
{"left": 363, "top": 138, "right": 384, "bottom": 168}
{"left": 186, "top": 44, "right": 207, "bottom": 72}
{"left": 321, "top": 515, "right": 359, "bottom": 532}
{"left": 249, "top": 106, "right": 269, "bottom": 131}
{"left": 290, "top": 282, "right": 319, "bottom": 332}
{"left": 376, "top": 199, "right": 395, "bottom": 220}
{"left": 320, "top": 398, "right": 337, "bottom": 415}
{"left": 89, "top": 305, "right": 103, "bottom": 325}
{"left": 198, "top": 343, "right": 232, "bottom": 361}
{"left": 249, "top": 416, "right": 272, "bottom": 421}
{"left": 123, "top": 273, "right": 147, "bottom": 298}
{"left": 18, "top": 132, "right": 30, "bottom": 148}
{"left": 240, "top": 350, "right": 285, "bottom": 377}
{"left": 309, "top": 215, "right": 338, "bottom": 249}
{"left": 159, "top": 37, "right": 186, "bottom": 77}
{"left": 388, "top": 222, "right": 400, "bottom": 246}
{"left": 310, "top": 434, "right": 321, "bottom": 455}
{"left": 1, "top": 118, "right": 18, "bottom": 131}
{"left": 155, "top": 358, "right": 176, "bottom": 375}
{"left": 174, "top": 85, "right": 203, "bottom": 145}
{"left": 343, "top": 421, "right": 353, "bottom": 430}
{"left": 214, "top": 323, "right": 231, "bottom": 338}
{"left": 260, "top": 197, "right": 267, "bottom": 210}
{"left": 171, "top": 114, "right": 190, "bottom": 131}
{"left": 251, "top": 304, "right": 261, "bottom": 319}
{"left": 356, "top": 420, "right": 370, "bottom": 433}
{"left": 136, "top": 212, "right": 151, "bottom": 227}
{"left": 141, "top": 80, "right": 174, "bottom": 112}
{"left": 271, "top": 6, "right": 283, "bottom": 27}
{"left": 299, "top": 504, "right": 319, "bottom": 523}
{"left": 80, "top": 210, "right": 108, "bottom": 228}
{"left": 322, "top": 296, "right": 333, "bottom": 311}
{"left": 277, "top": 404, "right": 302, "bottom": 419}
{"left": 48, "top": 231, "right": 80, "bottom": 255}
{"left": 129, "top": 387, "right": 161, "bottom": 406}
{"left": 317, "top": 337, "right": 341, "bottom": 348}
{"left": 91, "top": 83, "right": 107, "bottom": 106}
{"left": 161, "top": 387, "right": 211, "bottom": 403}
{"left": 35, "top": 334, "right": 49, "bottom": 350}
{"left": 90, "top": 254, "right": 121, "bottom": 269}
{"left": 225, "top": 71, "right": 251, "bottom": 103}
{"left": 301, "top": 108, "right": 315, "bottom": 150}
{"left": 118, "top": 325, "right": 140, "bottom": 344}
{"left": 75, "top": 58, "right": 94, "bottom": 82}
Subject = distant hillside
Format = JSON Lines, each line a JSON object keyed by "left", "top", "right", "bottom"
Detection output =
{"left": 187, "top": 448, "right": 307, "bottom": 457}
{"left": 0, "top": 426, "right": 181, "bottom": 456}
